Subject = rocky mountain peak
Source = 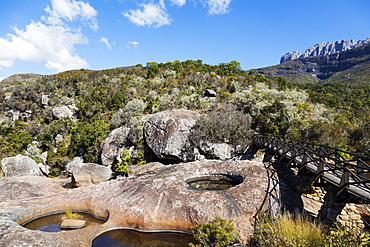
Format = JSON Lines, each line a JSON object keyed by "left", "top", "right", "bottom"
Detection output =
{"left": 280, "top": 37, "right": 370, "bottom": 63}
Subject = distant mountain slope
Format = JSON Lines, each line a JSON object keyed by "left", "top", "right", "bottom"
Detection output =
{"left": 256, "top": 42, "right": 370, "bottom": 84}
{"left": 280, "top": 37, "right": 370, "bottom": 63}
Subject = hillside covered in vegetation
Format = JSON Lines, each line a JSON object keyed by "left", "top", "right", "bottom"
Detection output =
{"left": 0, "top": 60, "right": 369, "bottom": 176}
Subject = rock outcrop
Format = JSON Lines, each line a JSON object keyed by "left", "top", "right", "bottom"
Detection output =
{"left": 144, "top": 109, "right": 199, "bottom": 162}
{"left": 1, "top": 155, "right": 47, "bottom": 177}
{"left": 100, "top": 127, "right": 131, "bottom": 166}
{"left": 280, "top": 37, "right": 370, "bottom": 63}
{"left": 71, "top": 163, "right": 113, "bottom": 187}
{"left": 0, "top": 160, "right": 275, "bottom": 246}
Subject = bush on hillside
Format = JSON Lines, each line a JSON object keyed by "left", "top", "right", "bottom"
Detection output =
{"left": 191, "top": 105, "right": 253, "bottom": 146}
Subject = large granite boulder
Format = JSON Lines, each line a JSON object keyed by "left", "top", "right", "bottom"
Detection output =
{"left": 144, "top": 109, "right": 199, "bottom": 162}
{"left": 1, "top": 155, "right": 47, "bottom": 177}
{"left": 100, "top": 127, "right": 131, "bottom": 166}
{"left": 71, "top": 163, "right": 113, "bottom": 187}
{"left": 0, "top": 160, "right": 276, "bottom": 246}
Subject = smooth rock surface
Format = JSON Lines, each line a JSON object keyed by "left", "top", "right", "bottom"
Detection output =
{"left": 127, "top": 162, "right": 164, "bottom": 176}
{"left": 71, "top": 163, "right": 113, "bottom": 187}
{"left": 144, "top": 109, "right": 199, "bottom": 162}
{"left": 1, "top": 155, "right": 46, "bottom": 177}
{"left": 0, "top": 160, "right": 272, "bottom": 246}
{"left": 65, "top": 157, "right": 84, "bottom": 174}
{"left": 60, "top": 219, "right": 86, "bottom": 229}
{"left": 0, "top": 176, "right": 71, "bottom": 203}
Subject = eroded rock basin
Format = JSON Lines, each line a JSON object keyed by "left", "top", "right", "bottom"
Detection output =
{"left": 23, "top": 211, "right": 106, "bottom": 232}
{"left": 187, "top": 174, "right": 243, "bottom": 191}
{"left": 0, "top": 160, "right": 270, "bottom": 246}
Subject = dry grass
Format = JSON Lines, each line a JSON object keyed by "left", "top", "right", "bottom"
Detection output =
{"left": 249, "top": 212, "right": 370, "bottom": 247}
{"left": 249, "top": 212, "right": 325, "bottom": 247}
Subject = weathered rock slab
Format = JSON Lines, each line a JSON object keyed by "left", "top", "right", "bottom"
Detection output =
{"left": 0, "top": 160, "right": 271, "bottom": 246}
{"left": 0, "top": 176, "right": 71, "bottom": 203}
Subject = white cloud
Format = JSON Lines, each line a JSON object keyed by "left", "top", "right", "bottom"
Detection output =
{"left": 127, "top": 41, "right": 140, "bottom": 49}
{"left": 100, "top": 37, "right": 112, "bottom": 49}
{"left": 123, "top": 3, "right": 171, "bottom": 28}
{"left": 170, "top": 0, "right": 186, "bottom": 7}
{"left": 206, "top": 0, "right": 232, "bottom": 15}
{"left": 0, "top": 0, "right": 97, "bottom": 73}
{"left": 0, "top": 21, "right": 89, "bottom": 72}
{"left": 43, "top": 0, "right": 99, "bottom": 30}
{"left": 0, "top": 77, "right": 3, "bottom": 82}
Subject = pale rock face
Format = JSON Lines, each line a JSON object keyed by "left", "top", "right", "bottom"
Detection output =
{"left": 71, "top": 163, "right": 112, "bottom": 187}
{"left": 144, "top": 109, "right": 199, "bottom": 162}
{"left": 60, "top": 219, "right": 86, "bottom": 229}
{"left": 280, "top": 37, "right": 370, "bottom": 63}
{"left": 0, "top": 176, "right": 70, "bottom": 203}
{"left": 100, "top": 127, "right": 131, "bottom": 166}
{"left": 65, "top": 156, "right": 84, "bottom": 174}
{"left": 1, "top": 155, "right": 46, "bottom": 177}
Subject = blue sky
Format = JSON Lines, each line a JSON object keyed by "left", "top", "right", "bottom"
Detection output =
{"left": 1, "top": 0, "right": 370, "bottom": 81}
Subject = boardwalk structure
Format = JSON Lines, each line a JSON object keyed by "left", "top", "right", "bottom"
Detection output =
{"left": 251, "top": 134, "right": 370, "bottom": 223}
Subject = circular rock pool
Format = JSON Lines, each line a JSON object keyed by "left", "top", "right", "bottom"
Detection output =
{"left": 186, "top": 174, "right": 243, "bottom": 191}
{"left": 22, "top": 211, "right": 106, "bottom": 232}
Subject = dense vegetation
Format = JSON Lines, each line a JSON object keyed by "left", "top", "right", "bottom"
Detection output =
{"left": 0, "top": 59, "right": 369, "bottom": 176}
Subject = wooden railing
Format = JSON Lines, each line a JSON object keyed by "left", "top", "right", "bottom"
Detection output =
{"left": 252, "top": 135, "right": 370, "bottom": 203}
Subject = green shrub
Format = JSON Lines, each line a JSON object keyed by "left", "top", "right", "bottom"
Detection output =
{"left": 191, "top": 105, "right": 253, "bottom": 145}
{"left": 190, "top": 217, "right": 240, "bottom": 247}
{"left": 325, "top": 223, "right": 370, "bottom": 247}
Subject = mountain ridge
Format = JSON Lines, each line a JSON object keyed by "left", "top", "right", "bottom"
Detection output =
{"left": 280, "top": 37, "right": 370, "bottom": 64}
{"left": 257, "top": 42, "right": 370, "bottom": 84}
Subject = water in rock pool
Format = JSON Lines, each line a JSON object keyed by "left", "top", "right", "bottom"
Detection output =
{"left": 23, "top": 212, "right": 105, "bottom": 232}
{"left": 92, "top": 229, "right": 197, "bottom": 247}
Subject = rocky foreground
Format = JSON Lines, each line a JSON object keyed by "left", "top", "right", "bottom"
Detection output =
{"left": 0, "top": 160, "right": 272, "bottom": 246}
